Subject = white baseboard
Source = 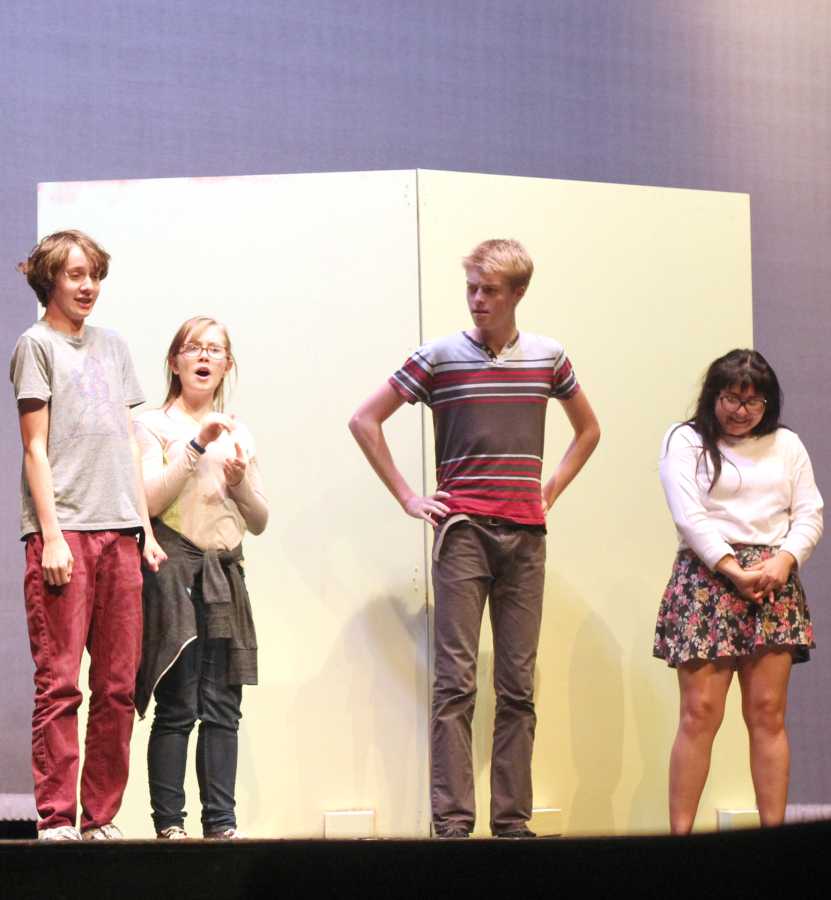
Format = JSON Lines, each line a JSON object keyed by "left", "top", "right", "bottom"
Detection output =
{"left": 0, "top": 793, "right": 37, "bottom": 821}
{"left": 785, "top": 804, "right": 831, "bottom": 823}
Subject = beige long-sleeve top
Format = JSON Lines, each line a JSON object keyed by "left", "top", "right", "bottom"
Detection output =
{"left": 134, "top": 405, "right": 268, "bottom": 551}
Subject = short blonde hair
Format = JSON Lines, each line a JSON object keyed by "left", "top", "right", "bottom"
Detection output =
{"left": 163, "top": 316, "right": 236, "bottom": 412}
{"left": 18, "top": 230, "right": 110, "bottom": 307}
{"left": 462, "top": 239, "right": 534, "bottom": 290}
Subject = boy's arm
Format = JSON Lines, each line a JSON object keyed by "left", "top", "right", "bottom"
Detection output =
{"left": 18, "top": 399, "right": 73, "bottom": 586}
{"left": 348, "top": 381, "right": 451, "bottom": 526}
{"left": 541, "top": 390, "right": 601, "bottom": 514}
{"left": 128, "top": 418, "right": 167, "bottom": 571}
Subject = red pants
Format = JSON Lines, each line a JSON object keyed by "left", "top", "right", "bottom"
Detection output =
{"left": 24, "top": 531, "right": 143, "bottom": 832}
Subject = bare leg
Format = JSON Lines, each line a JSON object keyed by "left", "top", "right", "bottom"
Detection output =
{"left": 737, "top": 648, "right": 793, "bottom": 826}
{"left": 669, "top": 660, "right": 734, "bottom": 834}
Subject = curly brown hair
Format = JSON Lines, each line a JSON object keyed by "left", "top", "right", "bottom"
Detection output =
{"left": 18, "top": 230, "right": 110, "bottom": 307}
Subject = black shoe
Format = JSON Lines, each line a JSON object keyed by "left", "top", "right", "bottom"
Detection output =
{"left": 496, "top": 827, "right": 536, "bottom": 839}
{"left": 437, "top": 827, "right": 470, "bottom": 839}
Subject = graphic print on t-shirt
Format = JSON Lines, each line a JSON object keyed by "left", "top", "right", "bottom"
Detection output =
{"left": 51, "top": 350, "right": 129, "bottom": 449}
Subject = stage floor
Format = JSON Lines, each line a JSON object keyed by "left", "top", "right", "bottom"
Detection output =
{"left": 2, "top": 821, "right": 828, "bottom": 899}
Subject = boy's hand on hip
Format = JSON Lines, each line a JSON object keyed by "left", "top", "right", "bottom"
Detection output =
{"left": 404, "top": 491, "right": 451, "bottom": 527}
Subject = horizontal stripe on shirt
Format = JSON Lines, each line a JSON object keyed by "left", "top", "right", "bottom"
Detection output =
{"left": 389, "top": 331, "right": 578, "bottom": 526}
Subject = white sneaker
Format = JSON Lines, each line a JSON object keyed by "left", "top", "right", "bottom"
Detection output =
{"left": 39, "top": 825, "right": 82, "bottom": 841}
{"left": 82, "top": 823, "right": 124, "bottom": 840}
{"left": 157, "top": 825, "right": 188, "bottom": 840}
{"left": 204, "top": 827, "right": 245, "bottom": 840}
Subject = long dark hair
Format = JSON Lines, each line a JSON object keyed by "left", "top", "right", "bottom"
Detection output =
{"left": 681, "top": 349, "right": 782, "bottom": 490}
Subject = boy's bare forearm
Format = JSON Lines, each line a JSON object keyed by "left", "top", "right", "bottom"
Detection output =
{"left": 349, "top": 414, "right": 416, "bottom": 510}
{"left": 23, "top": 446, "right": 61, "bottom": 540}
{"left": 543, "top": 423, "right": 601, "bottom": 506}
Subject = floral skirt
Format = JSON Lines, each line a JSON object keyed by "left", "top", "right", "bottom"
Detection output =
{"left": 653, "top": 545, "right": 814, "bottom": 668}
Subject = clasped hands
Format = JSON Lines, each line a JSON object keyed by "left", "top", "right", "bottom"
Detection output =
{"left": 728, "top": 552, "right": 795, "bottom": 604}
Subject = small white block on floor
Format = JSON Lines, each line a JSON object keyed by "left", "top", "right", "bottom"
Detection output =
{"left": 324, "top": 809, "right": 376, "bottom": 839}
{"left": 529, "top": 807, "right": 563, "bottom": 837}
{"left": 716, "top": 808, "right": 759, "bottom": 831}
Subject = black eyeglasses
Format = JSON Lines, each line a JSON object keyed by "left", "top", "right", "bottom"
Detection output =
{"left": 718, "top": 392, "right": 766, "bottom": 415}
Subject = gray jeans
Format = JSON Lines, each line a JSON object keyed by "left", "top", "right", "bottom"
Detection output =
{"left": 430, "top": 517, "right": 546, "bottom": 835}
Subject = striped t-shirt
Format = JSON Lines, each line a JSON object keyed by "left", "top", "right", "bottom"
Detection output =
{"left": 389, "top": 331, "right": 579, "bottom": 525}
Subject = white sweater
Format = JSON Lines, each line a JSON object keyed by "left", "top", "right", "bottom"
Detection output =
{"left": 659, "top": 424, "right": 823, "bottom": 570}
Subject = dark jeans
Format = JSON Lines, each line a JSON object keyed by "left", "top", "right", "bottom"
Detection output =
{"left": 430, "top": 518, "right": 546, "bottom": 835}
{"left": 147, "top": 586, "right": 242, "bottom": 835}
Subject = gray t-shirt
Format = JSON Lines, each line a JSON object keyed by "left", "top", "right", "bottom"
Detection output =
{"left": 10, "top": 320, "right": 145, "bottom": 537}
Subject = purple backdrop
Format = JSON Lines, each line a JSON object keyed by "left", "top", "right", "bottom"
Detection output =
{"left": 1, "top": 0, "right": 829, "bottom": 808}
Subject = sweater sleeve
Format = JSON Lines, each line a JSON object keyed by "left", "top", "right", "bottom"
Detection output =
{"left": 779, "top": 433, "right": 824, "bottom": 567}
{"left": 227, "top": 457, "right": 269, "bottom": 535}
{"left": 658, "top": 425, "right": 735, "bottom": 570}
{"left": 135, "top": 419, "right": 202, "bottom": 518}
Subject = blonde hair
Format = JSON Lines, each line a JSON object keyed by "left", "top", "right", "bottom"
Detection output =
{"left": 18, "top": 230, "right": 110, "bottom": 307}
{"left": 462, "top": 239, "right": 534, "bottom": 290}
{"left": 163, "top": 316, "right": 236, "bottom": 412}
